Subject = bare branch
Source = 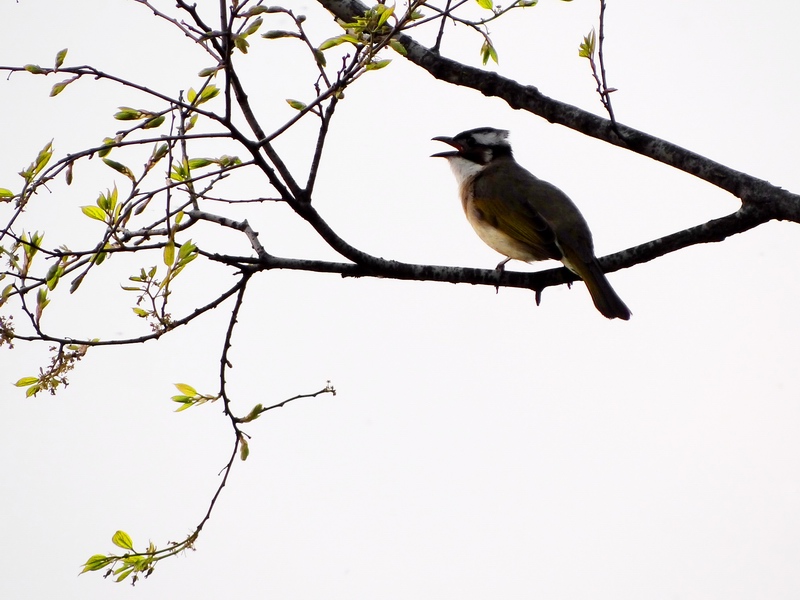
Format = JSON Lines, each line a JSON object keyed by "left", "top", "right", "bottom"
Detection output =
{"left": 316, "top": 0, "right": 800, "bottom": 220}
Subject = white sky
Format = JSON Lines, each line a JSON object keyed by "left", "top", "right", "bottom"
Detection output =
{"left": 2, "top": 1, "right": 800, "bottom": 598}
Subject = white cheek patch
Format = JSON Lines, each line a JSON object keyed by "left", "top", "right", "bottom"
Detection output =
{"left": 469, "top": 130, "right": 509, "bottom": 147}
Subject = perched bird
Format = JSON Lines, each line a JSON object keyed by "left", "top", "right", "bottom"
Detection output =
{"left": 432, "top": 127, "right": 630, "bottom": 320}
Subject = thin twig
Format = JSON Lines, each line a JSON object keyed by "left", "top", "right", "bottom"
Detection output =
{"left": 596, "top": 0, "right": 620, "bottom": 134}
{"left": 9, "top": 278, "right": 246, "bottom": 346}
{"left": 305, "top": 96, "right": 338, "bottom": 195}
{"left": 219, "top": 271, "right": 252, "bottom": 417}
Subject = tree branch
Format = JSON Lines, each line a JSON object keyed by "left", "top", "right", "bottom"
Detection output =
{"left": 316, "top": 0, "right": 800, "bottom": 218}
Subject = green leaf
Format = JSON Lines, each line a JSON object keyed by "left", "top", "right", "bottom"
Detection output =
{"left": 197, "top": 85, "right": 220, "bottom": 105}
{"left": 163, "top": 239, "right": 175, "bottom": 267}
{"left": 239, "top": 436, "right": 250, "bottom": 461}
{"left": 81, "top": 205, "right": 106, "bottom": 222}
{"left": 113, "top": 107, "right": 142, "bottom": 121}
{"left": 377, "top": 4, "right": 395, "bottom": 27}
{"left": 240, "top": 403, "right": 263, "bottom": 423}
{"left": 45, "top": 263, "right": 62, "bottom": 290}
{"left": 579, "top": 29, "right": 596, "bottom": 58}
{"left": 389, "top": 39, "right": 407, "bottom": 56}
{"left": 81, "top": 554, "right": 112, "bottom": 573}
{"left": 98, "top": 137, "right": 116, "bottom": 158}
{"left": 476, "top": 0, "right": 493, "bottom": 9}
{"left": 318, "top": 37, "right": 344, "bottom": 51}
{"left": 102, "top": 158, "right": 135, "bottom": 182}
{"left": 480, "top": 40, "right": 499, "bottom": 65}
{"left": 174, "top": 383, "right": 198, "bottom": 397}
{"left": 115, "top": 568, "right": 133, "bottom": 583}
{"left": 234, "top": 35, "right": 250, "bottom": 53}
{"left": 132, "top": 307, "right": 149, "bottom": 318}
{"left": 244, "top": 16, "right": 263, "bottom": 36}
{"left": 32, "top": 141, "right": 54, "bottom": 176}
{"left": 365, "top": 59, "right": 391, "bottom": 71}
{"left": 14, "top": 376, "right": 39, "bottom": 387}
{"left": 0, "top": 188, "right": 14, "bottom": 198}
{"left": 262, "top": 30, "right": 299, "bottom": 40}
{"left": 49, "top": 76, "right": 78, "bottom": 97}
{"left": 111, "top": 530, "right": 134, "bottom": 551}
{"left": 151, "top": 143, "right": 169, "bottom": 164}
{"left": 170, "top": 162, "right": 186, "bottom": 182}
{"left": 198, "top": 65, "right": 220, "bottom": 77}
{"left": 69, "top": 274, "right": 85, "bottom": 294}
{"left": 54, "top": 48, "right": 68, "bottom": 69}
{"left": 24, "top": 64, "right": 45, "bottom": 74}
{"left": 286, "top": 99, "right": 306, "bottom": 111}
{"left": 108, "top": 185, "right": 118, "bottom": 209}
{"left": 142, "top": 115, "right": 165, "bottom": 129}
{"left": 217, "top": 154, "right": 241, "bottom": 167}
{"left": 96, "top": 190, "right": 109, "bottom": 211}
{"left": 246, "top": 5, "right": 271, "bottom": 15}
{"left": 178, "top": 240, "right": 197, "bottom": 260}
{"left": 187, "top": 158, "right": 213, "bottom": 170}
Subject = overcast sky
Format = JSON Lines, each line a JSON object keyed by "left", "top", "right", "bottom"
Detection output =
{"left": 2, "top": 1, "right": 800, "bottom": 599}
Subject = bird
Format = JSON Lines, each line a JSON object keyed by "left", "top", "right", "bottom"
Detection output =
{"left": 432, "top": 127, "right": 631, "bottom": 320}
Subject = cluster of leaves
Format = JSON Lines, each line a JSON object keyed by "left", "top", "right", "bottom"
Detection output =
{"left": 0, "top": 228, "right": 62, "bottom": 330}
{"left": 0, "top": 37, "right": 240, "bottom": 362}
{"left": 77, "top": 377, "right": 335, "bottom": 581}
{"left": 14, "top": 341, "right": 91, "bottom": 397}
{"left": 1, "top": 0, "right": 599, "bottom": 586}
{"left": 1, "top": 1, "right": 361, "bottom": 582}
{"left": 122, "top": 232, "right": 199, "bottom": 330}
{"left": 78, "top": 381, "right": 338, "bottom": 584}
{"left": 320, "top": 2, "right": 413, "bottom": 68}
{"left": 170, "top": 382, "right": 219, "bottom": 412}
{"left": 261, "top": 2, "right": 421, "bottom": 115}
{"left": 82, "top": 530, "right": 180, "bottom": 585}
{"left": 17, "top": 140, "right": 54, "bottom": 188}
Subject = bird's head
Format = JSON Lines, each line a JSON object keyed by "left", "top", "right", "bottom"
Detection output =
{"left": 432, "top": 127, "right": 512, "bottom": 163}
{"left": 432, "top": 127, "right": 512, "bottom": 184}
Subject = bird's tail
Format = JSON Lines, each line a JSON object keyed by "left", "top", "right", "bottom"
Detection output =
{"left": 565, "top": 253, "right": 631, "bottom": 320}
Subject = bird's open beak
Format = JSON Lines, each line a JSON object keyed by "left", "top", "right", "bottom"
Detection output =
{"left": 431, "top": 136, "right": 460, "bottom": 158}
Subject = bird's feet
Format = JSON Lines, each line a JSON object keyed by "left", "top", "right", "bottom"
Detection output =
{"left": 493, "top": 258, "right": 511, "bottom": 293}
{"left": 495, "top": 257, "right": 511, "bottom": 272}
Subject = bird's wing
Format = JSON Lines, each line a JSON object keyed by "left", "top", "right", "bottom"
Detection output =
{"left": 474, "top": 163, "right": 597, "bottom": 263}
{"left": 471, "top": 194, "right": 562, "bottom": 261}
{"left": 471, "top": 168, "right": 561, "bottom": 261}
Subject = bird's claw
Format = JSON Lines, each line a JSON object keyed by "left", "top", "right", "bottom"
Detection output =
{"left": 493, "top": 257, "right": 510, "bottom": 293}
